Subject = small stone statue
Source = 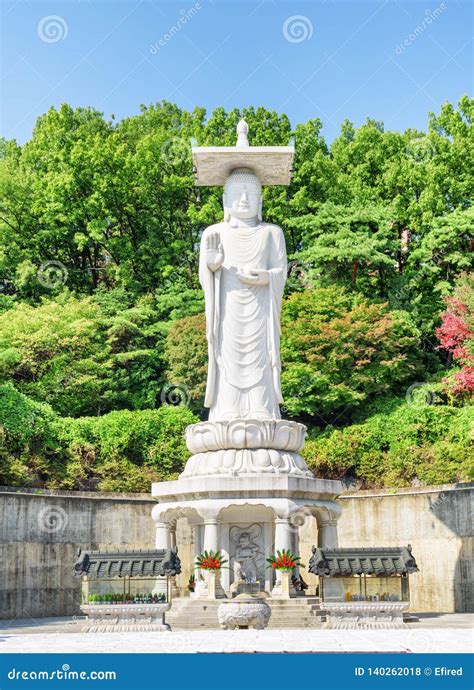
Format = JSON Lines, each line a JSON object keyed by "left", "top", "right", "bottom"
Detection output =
{"left": 233, "top": 531, "right": 260, "bottom": 583}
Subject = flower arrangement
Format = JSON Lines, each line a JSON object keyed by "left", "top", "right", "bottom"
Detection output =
{"left": 266, "top": 549, "right": 305, "bottom": 572}
{"left": 195, "top": 550, "right": 228, "bottom": 571}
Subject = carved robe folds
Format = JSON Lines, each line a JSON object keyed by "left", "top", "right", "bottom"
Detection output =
{"left": 182, "top": 219, "right": 312, "bottom": 478}
{"left": 199, "top": 222, "right": 286, "bottom": 422}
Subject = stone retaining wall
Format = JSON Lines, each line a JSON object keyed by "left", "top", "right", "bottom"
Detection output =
{"left": 0, "top": 487, "right": 156, "bottom": 619}
{"left": 298, "top": 482, "right": 473, "bottom": 612}
{"left": 338, "top": 483, "right": 473, "bottom": 612}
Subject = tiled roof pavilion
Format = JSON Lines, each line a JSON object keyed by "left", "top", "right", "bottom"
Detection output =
{"left": 309, "top": 546, "right": 419, "bottom": 577}
{"left": 73, "top": 548, "right": 181, "bottom": 579}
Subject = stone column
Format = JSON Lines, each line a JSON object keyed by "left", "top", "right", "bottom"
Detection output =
{"left": 169, "top": 524, "right": 180, "bottom": 599}
{"left": 317, "top": 515, "right": 343, "bottom": 602}
{"left": 274, "top": 517, "right": 292, "bottom": 551}
{"left": 199, "top": 518, "right": 225, "bottom": 599}
{"left": 155, "top": 521, "right": 171, "bottom": 550}
{"left": 153, "top": 521, "right": 170, "bottom": 598}
{"left": 317, "top": 519, "right": 338, "bottom": 549}
{"left": 271, "top": 517, "right": 295, "bottom": 597}
{"left": 203, "top": 518, "right": 219, "bottom": 553}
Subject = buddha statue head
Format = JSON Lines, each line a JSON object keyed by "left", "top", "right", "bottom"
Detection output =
{"left": 223, "top": 168, "right": 262, "bottom": 223}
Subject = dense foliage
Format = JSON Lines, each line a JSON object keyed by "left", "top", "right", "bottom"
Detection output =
{"left": 303, "top": 396, "right": 472, "bottom": 487}
{"left": 0, "top": 291, "right": 167, "bottom": 416}
{"left": 0, "top": 98, "right": 472, "bottom": 490}
{"left": 0, "top": 383, "right": 196, "bottom": 491}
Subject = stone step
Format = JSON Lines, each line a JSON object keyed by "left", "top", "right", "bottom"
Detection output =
{"left": 167, "top": 617, "right": 322, "bottom": 626}
{"left": 168, "top": 596, "right": 320, "bottom": 606}
{"left": 167, "top": 608, "right": 323, "bottom": 620}
{"left": 165, "top": 596, "right": 325, "bottom": 630}
{"left": 165, "top": 621, "right": 306, "bottom": 628}
{"left": 169, "top": 605, "right": 321, "bottom": 612}
{"left": 168, "top": 621, "right": 324, "bottom": 630}
{"left": 167, "top": 606, "right": 324, "bottom": 615}
{"left": 167, "top": 611, "right": 324, "bottom": 621}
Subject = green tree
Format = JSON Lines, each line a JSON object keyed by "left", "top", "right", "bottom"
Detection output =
{"left": 280, "top": 286, "right": 421, "bottom": 422}
{"left": 0, "top": 292, "right": 167, "bottom": 416}
{"left": 165, "top": 313, "right": 207, "bottom": 414}
{"left": 303, "top": 396, "right": 473, "bottom": 487}
{"left": 0, "top": 383, "right": 197, "bottom": 491}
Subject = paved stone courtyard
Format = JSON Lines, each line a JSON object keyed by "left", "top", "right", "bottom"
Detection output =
{"left": 0, "top": 615, "right": 472, "bottom": 654}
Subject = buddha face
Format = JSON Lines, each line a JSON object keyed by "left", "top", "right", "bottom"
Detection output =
{"left": 223, "top": 169, "right": 262, "bottom": 222}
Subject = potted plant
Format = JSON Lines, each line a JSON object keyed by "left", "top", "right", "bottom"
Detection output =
{"left": 195, "top": 550, "right": 228, "bottom": 599}
{"left": 266, "top": 549, "right": 305, "bottom": 599}
{"left": 188, "top": 574, "right": 195, "bottom": 593}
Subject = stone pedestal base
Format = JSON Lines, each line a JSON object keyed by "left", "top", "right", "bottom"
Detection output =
{"left": 271, "top": 571, "right": 295, "bottom": 599}
{"left": 80, "top": 604, "right": 171, "bottom": 632}
{"left": 183, "top": 419, "right": 311, "bottom": 478}
{"left": 152, "top": 473, "right": 342, "bottom": 597}
{"left": 323, "top": 602, "right": 409, "bottom": 629}
{"left": 230, "top": 581, "right": 261, "bottom": 597}
{"left": 194, "top": 571, "right": 227, "bottom": 600}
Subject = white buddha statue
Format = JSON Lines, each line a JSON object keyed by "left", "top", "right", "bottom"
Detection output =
{"left": 199, "top": 168, "right": 287, "bottom": 422}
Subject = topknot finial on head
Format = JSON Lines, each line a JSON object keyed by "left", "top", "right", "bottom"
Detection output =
{"left": 236, "top": 119, "right": 249, "bottom": 148}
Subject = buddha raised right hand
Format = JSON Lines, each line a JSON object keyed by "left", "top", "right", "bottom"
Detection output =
{"left": 205, "top": 231, "right": 224, "bottom": 272}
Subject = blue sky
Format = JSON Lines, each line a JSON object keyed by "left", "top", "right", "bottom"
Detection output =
{"left": 1, "top": 0, "right": 472, "bottom": 144}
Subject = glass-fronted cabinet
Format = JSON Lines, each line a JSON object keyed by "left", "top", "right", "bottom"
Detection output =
{"left": 321, "top": 573, "right": 410, "bottom": 602}
{"left": 80, "top": 575, "right": 169, "bottom": 605}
